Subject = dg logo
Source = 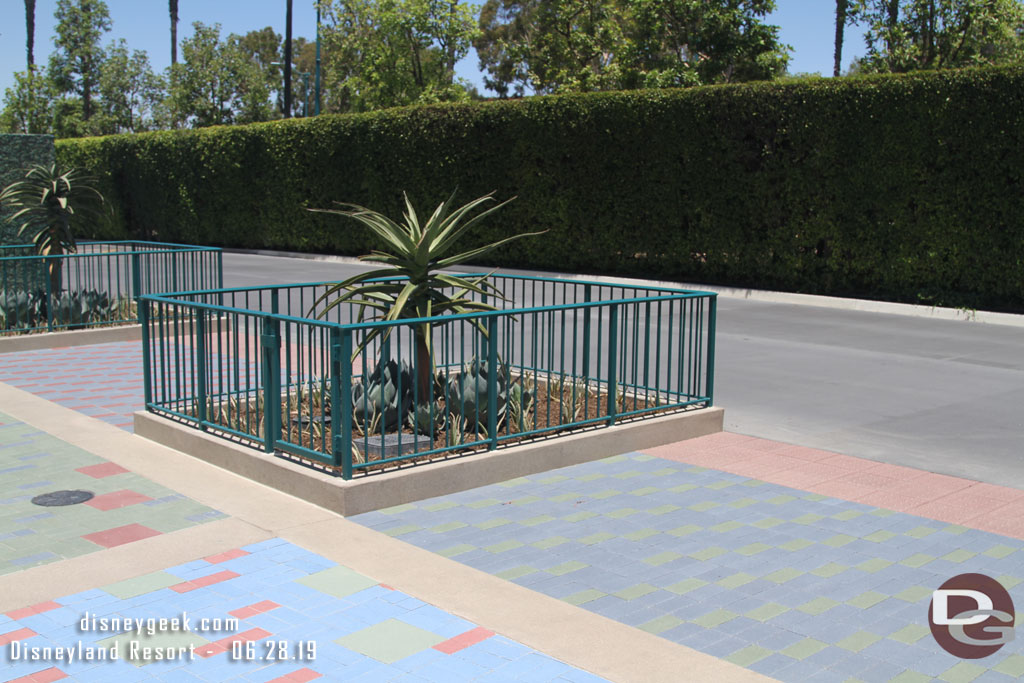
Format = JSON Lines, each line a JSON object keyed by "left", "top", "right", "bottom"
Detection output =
{"left": 929, "top": 573, "right": 1016, "bottom": 658}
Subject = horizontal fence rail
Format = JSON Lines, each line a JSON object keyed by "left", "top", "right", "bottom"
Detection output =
{"left": 0, "top": 241, "right": 223, "bottom": 333}
{"left": 140, "top": 274, "right": 716, "bottom": 479}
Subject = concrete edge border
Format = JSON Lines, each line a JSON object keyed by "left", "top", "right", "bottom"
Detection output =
{"left": 0, "top": 323, "right": 143, "bottom": 353}
{"left": 226, "top": 247, "right": 1024, "bottom": 328}
{"left": 134, "top": 406, "right": 725, "bottom": 516}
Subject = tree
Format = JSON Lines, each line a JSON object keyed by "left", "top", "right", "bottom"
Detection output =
{"left": 170, "top": 0, "right": 179, "bottom": 65}
{"left": 234, "top": 27, "right": 285, "bottom": 118}
{"left": 0, "top": 67, "right": 53, "bottom": 134}
{"left": 98, "top": 40, "right": 165, "bottom": 133}
{"left": 48, "top": 0, "right": 112, "bottom": 125}
{"left": 851, "top": 0, "right": 1024, "bottom": 73}
{"left": 835, "top": 0, "right": 849, "bottom": 76}
{"left": 25, "top": 0, "right": 36, "bottom": 69}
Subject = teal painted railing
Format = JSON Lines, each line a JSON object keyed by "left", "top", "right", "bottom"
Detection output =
{"left": 0, "top": 241, "right": 222, "bottom": 333}
{"left": 139, "top": 275, "right": 716, "bottom": 478}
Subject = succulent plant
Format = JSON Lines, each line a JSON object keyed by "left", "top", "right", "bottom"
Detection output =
{"left": 0, "top": 288, "right": 118, "bottom": 331}
{"left": 351, "top": 359, "right": 414, "bottom": 433}
{"left": 445, "top": 358, "right": 508, "bottom": 428}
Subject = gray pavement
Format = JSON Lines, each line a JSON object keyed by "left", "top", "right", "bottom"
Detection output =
{"left": 222, "top": 251, "right": 1024, "bottom": 489}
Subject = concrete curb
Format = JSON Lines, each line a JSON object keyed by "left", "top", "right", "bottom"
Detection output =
{"left": 0, "top": 324, "right": 143, "bottom": 353}
{"left": 134, "top": 406, "right": 725, "bottom": 516}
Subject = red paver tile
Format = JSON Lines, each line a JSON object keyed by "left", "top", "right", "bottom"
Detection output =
{"left": 268, "top": 668, "right": 322, "bottom": 683}
{"left": 907, "top": 494, "right": 1011, "bottom": 525}
{"left": 815, "top": 453, "right": 874, "bottom": 471}
{"left": 759, "top": 463, "right": 851, "bottom": 488}
{"left": 433, "top": 627, "right": 495, "bottom": 654}
{"left": 229, "top": 600, "right": 280, "bottom": 618}
{"left": 82, "top": 524, "right": 162, "bottom": 548}
{"left": 862, "top": 461, "right": 931, "bottom": 482}
{"left": 0, "top": 627, "right": 38, "bottom": 646}
{"left": 205, "top": 548, "right": 250, "bottom": 564}
{"left": 170, "top": 570, "right": 241, "bottom": 593}
{"left": 84, "top": 490, "right": 152, "bottom": 511}
{"left": 5, "top": 601, "right": 61, "bottom": 621}
{"left": 855, "top": 491, "right": 931, "bottom": 513}
{"left": 962, "top": 482, "right": 1024, "bottom": 503}
{"left": 970, "top": 513, "right": 1024, "bottom": 540}
{"left": 211, "top": 627, "right": 272, "bottom": 650}
{"left": 831, "top": 471, "right": 903, "bottom": 490}
{"left": 769, "top": 444, "right": 836, "bottom": 462}
{"left": 228, "top": 606, "right": 258, "bottom": 619}
{"left": 807, "top": 480, "right": 879, "bottom": 500}
{"left": 6, "top": 667, "right": 68, "bottom": 683}
{"left": 885, "top": 474, "right": 973, "bottom": 500}
{"left": 74, "top": 462, "right": 130, "bottom": 478}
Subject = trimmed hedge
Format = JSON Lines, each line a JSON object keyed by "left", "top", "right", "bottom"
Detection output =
{"left": 58, "top": 67, "right": 1024, "bottom": 311}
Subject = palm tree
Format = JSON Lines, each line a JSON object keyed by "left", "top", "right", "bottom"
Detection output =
{"left": 169, "top": 0, "right": 179, "bottom": 65}
{"left": 834, "top": 0, "right": 848, "bottom": 77}
{"left": 24, "top": 0, "right": 35, "bottom": 69}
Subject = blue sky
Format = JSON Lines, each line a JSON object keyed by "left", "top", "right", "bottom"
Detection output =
{"left": 1, "top": 1, "right": 867, "bottom": 100}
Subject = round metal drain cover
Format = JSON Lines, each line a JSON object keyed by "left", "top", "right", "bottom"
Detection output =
{"left": 31, "top": 490, "right": 94, "bottom": 507}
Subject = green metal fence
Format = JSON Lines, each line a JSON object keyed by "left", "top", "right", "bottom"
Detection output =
{"left": 0, "top": 241, "right": 223, "bottom": 333}
{"left": 140, "top": 275, "right": 716, "bottom": 479}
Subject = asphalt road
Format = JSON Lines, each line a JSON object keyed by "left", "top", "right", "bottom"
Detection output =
{"left": 222, "top": 252, "right": 1024, "bottom": 489}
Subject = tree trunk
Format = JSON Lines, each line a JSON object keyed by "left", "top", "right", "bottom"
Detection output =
{"left": 834, "top": 0, "right": 847, "bottom": 76}
{"left": 41, "top": 242, "right": 64, "bottom": 295}
{"left": 284, "top": 0, "right": 293, "bottom": 117}
{"left": 24, "top": 0, "right": 35, "bottom": 69}
{"left": 169, "top": 0, "right": 178, "bottom": 65}
{"left": 414, "top": 331, "right": 432, "bottom": 405}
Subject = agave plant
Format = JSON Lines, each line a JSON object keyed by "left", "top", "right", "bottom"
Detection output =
{"left": 351, "top": 359, "right": 414, "bottom": 433}
{"left": 308, "top": 191, "right": 543, "bottom": 403}
{"left": 446, "top": 358, "right": 509, "bottom": 429}
{"left": 0, "top": 164, "right": 104, "bottom": 294}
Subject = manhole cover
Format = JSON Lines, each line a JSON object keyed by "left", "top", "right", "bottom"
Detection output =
{"left": 31, "top": 490, "right": 94, "bottom": 506}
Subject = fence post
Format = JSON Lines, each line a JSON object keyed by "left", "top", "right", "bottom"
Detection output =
{"left": 582, "top": 285, "right": 592, "bottom": 382}
{"left": 44, "top": 256, "right": 54, "bottom": 332}
{"left": 140, "top": 297, "right": 152, "bottom": 409}
{"left": 196, "top": 310, "right": 208, "bottom": 431}
{"left": 487, "top": 316, "right": 498, "bottom": 450}
{"left": 131, "top": 252, "right": 142, "bottom": 304}
{"left": 707, "top": 295, "right": 717, "bottom": 406}
{"left": 333, "top": 328, "right": 354, "bottom": 479}
{"left": 608, "top": 304, "right": 618, "bottom": 426}
{"left": 261, "top": 315, "right": 281, "bottom": 453}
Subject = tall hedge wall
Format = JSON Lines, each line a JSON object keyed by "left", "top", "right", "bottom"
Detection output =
{"left": 58, "top": 67, "right": 1024, "bottom": 312}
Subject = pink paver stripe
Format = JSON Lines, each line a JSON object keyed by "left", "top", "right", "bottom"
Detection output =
{"left": 229, "top": 600, "right": 281, "bottom": 619}
{"left": 74, "top": 462, "right": 129, "bottom": 478}
{"left": 433, "top": 627, "right": 495, "bottom": 654}
{"left": 642, "top": 433, "right": 1024, "bottom": 538}
{"left": 6, "top": 667, "right": 68, "bottom": 683}
{"left": 0, "top": 627, "right": 38, "bottom": 647}
{"left": 268, "top": 668, "right": 322, "bottom": 683}
{"left": 82, "top": 524, "right": 162, "bottom": 548}
{"left": 5, "top": 601, "right": 61, "bottom": 621}
{"left": 205, "top": 548, "right": 250, "bottom": 564}
{"left": 170, "top": 570, "right": 241, "bottom": 594}
{"left": 84, "top": 490, "right": 153, "bottom": 511}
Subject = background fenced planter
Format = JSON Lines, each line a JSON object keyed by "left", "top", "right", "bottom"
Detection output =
{"left": 0, "top": 241, "right": 222, "bottom": 333}
{"left": 139, "top": 275, "right": 716, "bottom": 479}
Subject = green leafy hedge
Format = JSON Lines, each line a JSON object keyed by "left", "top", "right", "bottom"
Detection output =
{"left": 58, "top": 67, "right": 1024, "bottom": 311}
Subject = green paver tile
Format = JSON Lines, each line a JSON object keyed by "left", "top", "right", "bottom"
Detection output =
{"left": 802, "top": 493, "right": 828, "bottom": 501}
{"left": 337, "top": 619, "right": 445, "bottom": 664}
{"left": 668, "top": 484, "right": 698, "bottom": 494}
{"left": 938, "top": 661, "right": 986, "bottom": 683}
{"left": 781, "top": 638, "right": 828, "bottom": 660}
{"left": 688, "top": 501, "right": 719, "bottom": 512}
{"left": 688, "top": 547, "right": 727, "bottom": 562}
{"left": 606, "top": 508, "right": 640, "bottom": 519}
{"left": 779, "top": 538, "right": 814, "bottom": 552}
{"left": 645, "top": 551, "right": 684, "bottom": 566}
{"left": 711, "top": 521, "right": 744, "bottom": 533}
{"left": 736, "top": 542, "right": 772, "bottom": 556}
{"left": 792, "top": 513, "right": 825, "bottom": 525}
{"left": 476, "top": 518, "right": 512, "bottom": 530}
{"left": 623, "top": 529, "right": 659, "bottom": 541}
{"left": 532, "top": 536, "right": 571, "bottom": 550}
{"left": 666, "top": 578, "right": 708, "bottom": 595}
{"left": 564, "top": 511, "right": 598, "bottom": 523}
{"left": 430, "top": 521, "right": 467, "bottom": 533}
{"left": 547, "top": 561, "right": 588, "bottom": 576}
{"left": 380, "top": 503, "right": 417, "bottom": 515}
{"left": 740, "top": 479, "right": 767, "bottom": 487}
{"left": 382, "top": 524, "right": 421, "bottom": 537}
{"left": 836, "top": 630, "right": 882, "bottom": 652}
{"left": 767, "top": 494, "right": 797, "bottom": 505}
{"left": 997, "top": 574, "right": 1022, "bottom": 589}
{"left": 297, "top": 566, "right": 377, "bottom": 599}
{"left": 798, "top": 597, "right": 840, "bottom": 616}
{"left": 847, "top": 591, "right": 887, "bottom": 609}
{"left": 539, "top": 475, "right": 570, "bottom": 484}
{"left": 564, "top": 589, "right": 606, "bottom": 606}
{"left": 666, "top": 524, "right": 702, "bottom": 537}
{"left": 686, "top": 466, "right": 708, "bottom": 473}
{"left": 485, "top": 540, "right": 524, "bottom": 554}
{"left": 646, "top": 504, "right": 681, "bottom": 516}
{"left": 942, "top": 524, "right": 969, "bottom": 535}
{"left": 889, "top": 672, "right": 932, "bottom": 683}
{"left": 497, "top": 477, "right": 531, "bottom": 488}
{"left": 638, "top": 615, "right": 683, "bottom": 634}
{"left": 630, "top": 486, "right": 661, "bottom": 496}
{"left": 693, "top": 609, "right": 737, "bottom": 628}
{"left": 863, "top": 530, "right": 897, "bottom": 543}
{"left": 97, "top": 629, "right": 211, "bottom": 667}
{"left": 983, "top": 544, "right": 1018, "bottom": 559}
{"left": 613, "top": 471, "right": 643, "bottom": 480}
{"left": 615, "top": 583, "right": 658, "bottom": 601}
{"left": 831, "top": 509, "right": 863, "bottom": 521}
{"left": 994, "top": 654, "right": 1024, "bottom": 678}
{"left": 888, "top": 624, "right": 930, "bottom": 644}
{"left": 894, "top": 586, "right": 932, "bottom": 603}
{"left": 905, "top": 525, "right": 938, "bottom": 538}
{"left": 496, "top": 566, "right": 536, "bottom": 581}
{"left": 868, "top": 507, "right": 897, "bottom": 517}
{"left": 746, "top": 603, "right": 789, "bottom": 622}
{"left": 550, "top": 493, "right": 584, "bottom": 503}
{"left": 751, "top": 517, "right": 784, "bottom": 529}
{"left": 424, "top": 501, "right": 459, "bottom": 512}
{"left": 900, "top": 553, "right": 936, "bottom": 568}
{"left": 718, "top": 573, "right": 757, "bottom": 589}
{"left": 519, "top": 515, "right": 556, "bottom": 527}
{"left": 579, "top": 532, "right": 616, "bottom": 545}
{"left": 103, "top": 571, "right": 181, "bottom": 599}
{"left": 578, "top": 473, "right": 607, "bottom": 482}
{"left": 511, "top": 495, "right": 542, "bottom": 505}
{"left": 726, "top": 645, "right": 773, "bottom": 667}
{"left": 706, "top": 480, "right": 736, "bottom": 490}
{"left": 729, "top": 498, "right": 757, "bottom": 509}
{"left": 436, "top": 544, "right": 476, "bottom": 558}
{"left": 857, "top": 558, "right": 894, "bottom": 573}
{"left": 649, "top": 466, "right": 675, "bottom": 475}
{"left": 823, "top": 534, "right": 856, "bottom": 548}
{"left": 764, "top": 568, "right": 803, "bottom": 584}
{"left": 942, "top": 549, "right": 976, "bottom": 563}
{"left": 810, "top": 562, "right": 848, "bottom": 578}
